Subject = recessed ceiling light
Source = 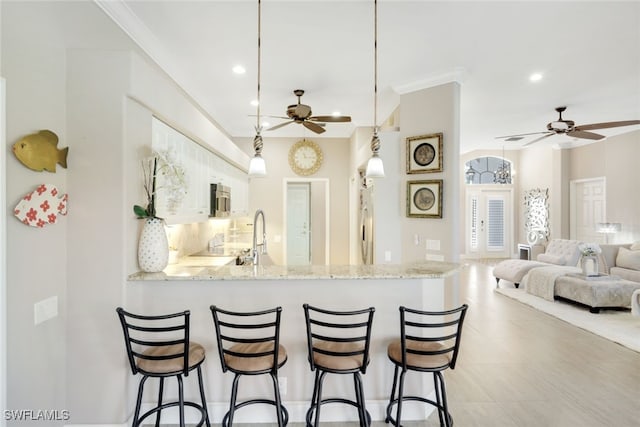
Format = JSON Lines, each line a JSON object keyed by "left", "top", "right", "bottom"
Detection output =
{"left": 250, "top": 100, "right": 259, "bottom": 107}
{"left": 232, "top": 65, "right": 246, "bottom": 75}
{"left": 332, "top": 111, "right": 341, "bottom": 117}
{"left": 529, "top": 73, "right": 543, "bottom": 82}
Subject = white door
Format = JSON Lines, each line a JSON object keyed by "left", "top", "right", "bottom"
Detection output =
{"left": 467, "top": 188, "right": 512, "bottom": 258}
{"left": 571, "top": 178, "right": 606, "bottom": 243}
{"left": 287, "top": 183, "right": 311, "bottom": 265}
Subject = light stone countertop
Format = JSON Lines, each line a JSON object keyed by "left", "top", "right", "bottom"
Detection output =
{"left": 128, "top": 260, "right": 460, "bottom": 281}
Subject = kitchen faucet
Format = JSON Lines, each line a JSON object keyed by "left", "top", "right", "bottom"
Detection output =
{"left": 250, "top": 209, "right": 267, "bottom": 266}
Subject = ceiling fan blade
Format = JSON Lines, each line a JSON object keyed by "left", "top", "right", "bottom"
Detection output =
{"left": 495, "top": 131, "right": 551, "bottom": 139}
{"left": 309, "top": 115, "right": 352, "bottom": 123}
{"left": 523, "top": 133, "right": 554, "bottom": 146}
{"left": 567, "top": 130, "right": 605, "bottom": 140}
{"left": 574, "top": 120, "right": 640, "bottom": 131}
{"left": 303, "top": 121, "right": 326, "bottom": 134}
{"left": 266, "top": 121, "right": 293, "bottom": 131}
{"left": 250, "top": 114, "right": 290, "bottom": 120}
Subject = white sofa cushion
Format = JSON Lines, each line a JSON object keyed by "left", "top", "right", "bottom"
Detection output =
{"left": 535, "top": 239, "right": 582, "bottom": 266}
{"left": 616, "top": 247, "right": 640, "bottom": 271}
{"left": 537, "top": 253, "right": 565, "bottom": 265}
{"left": 630, "top": 241, "right": 640, "bottom": 251}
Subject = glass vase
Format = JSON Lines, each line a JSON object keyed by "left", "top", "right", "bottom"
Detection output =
{"left": 580, "top": 255, "right": 599, "bottom": 277}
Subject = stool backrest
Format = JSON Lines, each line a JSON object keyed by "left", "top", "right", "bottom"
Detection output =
{"left": 116, "top": 307, "right": 190, "bottom": 376}
{"left": 399, "top": 304, "right": 468, "bottom": 370}
{"left": 303, "top": 304, "right": 375, "bottom": 374}
{"left": 210, "top": 305, "right": 283, "bottom": 374}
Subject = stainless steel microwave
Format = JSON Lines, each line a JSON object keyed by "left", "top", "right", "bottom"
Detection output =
{"left": 210, "top": 184, "right": 231, "bottom": 217}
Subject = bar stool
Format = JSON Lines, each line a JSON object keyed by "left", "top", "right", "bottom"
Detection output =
{"left": 303, "top": 303, "right": 375, "bottom": 427}
{"left": 385, "top": 304, "right": 468, "bottom": 427}
{"left": 115, "top": 307, "right": 210, "bottom": 427}
{"left": 210, "top": 305, "right": 288, "bottom": 426}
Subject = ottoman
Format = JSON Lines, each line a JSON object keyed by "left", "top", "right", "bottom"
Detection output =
{"left": 493, "top": 259, "right": 547, "bottom": 288}
{"left": 554, "top": 274, "right": 640, "bottom": 313}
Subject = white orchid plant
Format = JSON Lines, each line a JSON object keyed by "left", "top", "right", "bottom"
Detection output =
{"left": 578, "top": 242, "right": 601, "bottom": 257}
{"left": 133, "top": 150, "right": 187, "bottom": 219}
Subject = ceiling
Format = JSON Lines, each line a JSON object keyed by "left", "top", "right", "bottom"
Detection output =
{"left": 98, "top": 0, "right": 640, "bottom": 153}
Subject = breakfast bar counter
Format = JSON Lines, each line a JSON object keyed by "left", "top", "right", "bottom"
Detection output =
{"left": 125, "top": 261, "right": 460, "bottom": 423}
{"left": 128, "top": 260, "right": 459, "bottom": 281}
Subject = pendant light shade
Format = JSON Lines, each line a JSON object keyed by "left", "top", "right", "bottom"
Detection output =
{"left": 365, "top": 0, "right": 384, "bottom": 178}
{"left": 365, "top": 131, "right": 385, "bottom": 177}
{"left": 248, "top": 0, "right": 267, "bottom": 177}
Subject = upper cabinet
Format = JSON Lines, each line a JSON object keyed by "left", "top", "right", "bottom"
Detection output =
{"left": 151, "top": 118, "right": 248, "bottom": 223}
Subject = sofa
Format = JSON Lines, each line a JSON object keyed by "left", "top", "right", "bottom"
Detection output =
{"left": 494, "top": 240, "right": 640, "bottom": 312}
{"left": 605, "top": 242, "right": 640, "bottom": 282}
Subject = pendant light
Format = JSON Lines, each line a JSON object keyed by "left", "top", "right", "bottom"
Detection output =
{"left": 248, "top": 0, "right": 266, "bottom": 177}
{"left": 365, "top": 0, "right": 384, "bottom": 178}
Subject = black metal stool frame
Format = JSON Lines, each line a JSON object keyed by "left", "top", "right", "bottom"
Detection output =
{"left": 116, "top": 307, "right": 210, "bottom": 427}
{"left": 385, "top": 304, "right": 468, "bottom": 427}
{"left": 210, "top": 305, "right": 289, "bottom": 427}
{"left": 303, "top": 304, "right": 375, "bottom": 427}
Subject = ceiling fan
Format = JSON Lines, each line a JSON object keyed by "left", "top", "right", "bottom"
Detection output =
{"left": 496, "top": 106, "right": 640, "bottom": 146}
{"left": 265, "top": 89, "right": 351, "bottom": 134}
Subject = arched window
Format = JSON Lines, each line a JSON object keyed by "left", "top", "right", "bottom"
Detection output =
{"left": 464, "top": 156, "right": 511, "bottom": 184}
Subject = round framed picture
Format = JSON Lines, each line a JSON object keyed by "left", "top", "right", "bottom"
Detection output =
{"left": 407, "top": 179, "right": 443, "bottom": 218}
{"left": 406, "top": 133, "right": 443, "bottom": 174}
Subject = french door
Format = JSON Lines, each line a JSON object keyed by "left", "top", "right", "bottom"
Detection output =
{"left": 466, "top": 188, "right": 512, "bottom": 258}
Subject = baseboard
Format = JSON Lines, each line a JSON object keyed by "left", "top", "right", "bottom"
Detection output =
{"left": 90, "top": 396, "right": 435, "bottom": 424}
{"left": 63, "top": 391, "right": 437, "bottom": 425}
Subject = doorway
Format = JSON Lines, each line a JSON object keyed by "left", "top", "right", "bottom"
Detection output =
{"left": 1, "top": 77, "right": 7, "bottom": 421}
{"left": 570, "top": 177, "right": 606, "bottom": 243}
{"left": 466, "top": 188, "right": 513, "bottom": 258}
{"left": 284, "top": 178, "right": 330, "bottom": 265}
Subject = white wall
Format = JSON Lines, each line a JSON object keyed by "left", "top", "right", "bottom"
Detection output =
{"left": 568, "top": 130, "right": 640, "bottom": 244}
{"left": 245, "top": 136, "right": 351, "bottom": 266}
{"left": 2, "top": 2, "right": 250, "bottom": 424}
{"left": 399, "top": 83, "right": 461, "bottom": 263}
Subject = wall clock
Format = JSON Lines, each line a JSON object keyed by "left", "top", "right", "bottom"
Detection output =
{"left": 288, "top": 139, "right": 323, "bottom": 176}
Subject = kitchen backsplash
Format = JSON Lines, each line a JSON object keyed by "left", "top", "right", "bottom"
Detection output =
{"left": 166, "top": 216, "right": 253, "bottom": 258}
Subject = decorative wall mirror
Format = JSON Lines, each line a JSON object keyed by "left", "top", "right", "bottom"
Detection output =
{"left": 524, "top": 188, "right": 550, "bottom": 245}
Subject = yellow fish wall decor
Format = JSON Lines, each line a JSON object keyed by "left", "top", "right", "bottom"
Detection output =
{"left": 12, "top": 130, "right": 69, "bottom": 172}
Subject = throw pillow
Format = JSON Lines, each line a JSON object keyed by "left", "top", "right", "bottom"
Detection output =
{"left": 616, "top": 247, "right": 640, "bottom": 271}
{"left": 537, "top": 253, "right": 565, "bottom": 265}
{"left": 630, "top": 241, "right": 640, "bottom": 251}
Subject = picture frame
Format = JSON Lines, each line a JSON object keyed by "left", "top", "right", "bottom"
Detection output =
{"left": 407, "top": 179, "right": 443, "bottom": 218}
{"left": 406, "top": 133, "right": 443, "bottom": 174}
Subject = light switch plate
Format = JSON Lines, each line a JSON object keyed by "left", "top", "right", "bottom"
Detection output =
{"left": 34, "top": 296, "right": 58, "bottom": 325}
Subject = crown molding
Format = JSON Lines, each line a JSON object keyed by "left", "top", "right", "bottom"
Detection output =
{"left": 392, "top": 67, "right": 467, "bottom": 95}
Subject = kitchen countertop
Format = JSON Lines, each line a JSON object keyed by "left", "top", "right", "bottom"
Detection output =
{"left": 128, "top": 260, "right": 460, "bottom": 281}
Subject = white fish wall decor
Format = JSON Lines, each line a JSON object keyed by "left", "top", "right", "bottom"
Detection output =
{"left": 14, "top": 184, "right": 68, "bottom": 228}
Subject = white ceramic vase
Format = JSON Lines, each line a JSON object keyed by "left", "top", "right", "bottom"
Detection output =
{"left": 138, "top": 217, "right": 169, "bottom": 272}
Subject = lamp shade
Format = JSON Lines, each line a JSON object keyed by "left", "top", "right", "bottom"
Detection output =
{"left": 365, "top": 154, "right": 385, "bottom": 178}
{"left": 248, "top": 154, "right": 266, "bottom": 177}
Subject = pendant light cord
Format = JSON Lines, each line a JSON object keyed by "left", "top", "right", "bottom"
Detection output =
{"left": 370, "top": 0, "right": 380, "bottom": 154}
{"left": 253, "top": 0, "right": 263, "bottom": 156}
{"left": 256, "top": 0, "right": 261, "bottom": 130}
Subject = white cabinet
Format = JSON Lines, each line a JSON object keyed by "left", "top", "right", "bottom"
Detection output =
{"left": 151, "top": 118, "right": 248, "bottom": 223}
